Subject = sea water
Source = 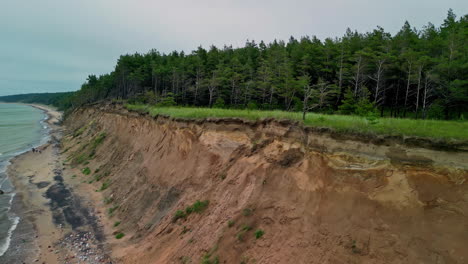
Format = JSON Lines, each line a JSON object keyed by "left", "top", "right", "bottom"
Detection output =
{"left": 0, "top": 103, "right": 49, "bottom": 256}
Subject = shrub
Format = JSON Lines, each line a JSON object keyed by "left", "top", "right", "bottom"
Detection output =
{"left": 237, "top": 225, "right": 252, "bottom": 242}
{"left": 246, "top": 101, "right": 258, "bottom": 110}
{"left": 157, "top": 92, "right": 176, "bottom": 107}
{"left": 254, "top": 229, "right": 265, "bottom": 239}
{"left": 173, "top": 200, "right": 210, "bottom": 223}
{"left": 74, "top": 154, "right": 88, "bottom": 165}
{"left": 81, "top": 167, "right": 91, "bottom": 175}
{"left": 241, "top": 225, "right": 252, "bottom": 231}
{"left": 73, "top": 127, "right": 86, "bottom": 137}
{"left": 213, "top": 97, "right": 225, "bottom": 108}
{"left": 173, "top": 210, "right": 187, "bottom": 222}
{"left": 237, "top": 230, "right": 246, "bottom": 242}
{"left": 104, "top": 197, "right": 114, "bottom": 204}
{"left": 115, "top": 232, "right": 124, "bottom": 239}
{"left": 227, "top": 220, "right": 235, "bottom": 228}
{"left": 108, "top": 205, "right": 119, "bottom": 215}
{"left": 201, "top": 254, "right": 219, "bottom": 264}
{"left": 99, "top": 180, "right": 110, "bottom": 191}
{"left": 191, "top": 200, "right": 209, "bottom": 213}
{"left": 92, "top": 133, "right": 106, "bottom": 148}
{"left": 242, "top": 208, "right": 253, "bottom": 216}
{"left": 94, "top": 174, "right": 103, "bottom": 181}
{"left": 114, "top": 221, "right": 121, "bottom": 227}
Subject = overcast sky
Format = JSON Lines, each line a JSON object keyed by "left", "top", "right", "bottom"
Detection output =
{"left": 0, "top": 0, "right": 466, "bottom": 96}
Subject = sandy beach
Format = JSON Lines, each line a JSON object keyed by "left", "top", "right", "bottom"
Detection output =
{"left": 0, "top": 104, "right": 112, "bottom": 264}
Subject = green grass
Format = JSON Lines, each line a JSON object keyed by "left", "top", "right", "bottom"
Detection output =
{"left": 125, "top": 104, "right": 468, "bottom": 141}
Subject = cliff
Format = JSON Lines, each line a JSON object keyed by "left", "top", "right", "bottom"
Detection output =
{"left": 62, "top": 104, "right": 468, "bottom": 264}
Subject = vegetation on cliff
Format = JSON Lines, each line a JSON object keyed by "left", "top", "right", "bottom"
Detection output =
{"left": 126, "top": 104, "right": 468, "bottom": 141}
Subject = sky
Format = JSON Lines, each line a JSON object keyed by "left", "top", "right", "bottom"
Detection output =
{"left": 0, "top": 0, "right": 466, "bottom": 96}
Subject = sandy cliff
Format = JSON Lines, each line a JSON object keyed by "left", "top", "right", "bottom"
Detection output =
{"left": 62, "top": 103, "right": 468, "bottom": 264}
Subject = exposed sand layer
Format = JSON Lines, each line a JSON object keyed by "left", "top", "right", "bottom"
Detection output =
{"left": 0, "top": 105, "right": 112, "bottom": 264}
{"left": 61, "top": 104, "right": 468, "bottom": 264}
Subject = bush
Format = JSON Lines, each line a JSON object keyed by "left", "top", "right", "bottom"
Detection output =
{"left": 201, "top": 254, "right": 219, "bottom": 264}
{"left": 242, "top": 208, "right": 253, "bottom": 216}
{"left": 82, "top": 167, "right": 91, "bottom": 175}
{"left": 427, "top": 101, "right": 445, "bottom": 119}
{"left": 338, "top": 89, "right": 356, "bottom": 114}
{"left": 115, "top": 232, "right": 124, "bottom": 239}
{"left": 104, "top": 197, "right": 114, "bottom": 204}
{"left": 241, "top": 225, "right": 252, "bottom": 231}
{"left": 228, "top": 220, "right": 235, "bottom": 228}
{"left": 191, "top": 200, "right": 209, "bottom": 213}
{"left": 114, "top": 221, "right": 121, "bottom": 227}
{"left": 246, "top": 101, "right": 258, "bottom": 110}
{"left": 213, "top": 97, "right": 225, "bottom": 108}
{"left": 157, "top": 92, "right": 176, "bottom": 107}
{"left": 99, "top": 180, "right": 110, "bottom": 191}
{"left": 173, "top": 200, "right": 210, "bottom": 223}
{"left": 254, "top": 229, "right": 265, "bottom": 239}
{"left": 108, "top": 205, "right": 119, "bottom": 215}
{"left": 173, "top": 210, "right": 187, "bottom": 222}
{"left": 355, "top": 98, "right": 376, "bottom": 117}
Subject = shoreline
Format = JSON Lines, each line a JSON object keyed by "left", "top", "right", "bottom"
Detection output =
{"left": 0, "top": 104, "right": 112, "bottom": 263}
{"left": 0, "top": 103, "right": 63, "bottom": 263}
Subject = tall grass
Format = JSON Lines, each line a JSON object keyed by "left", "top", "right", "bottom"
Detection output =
{"left": 125, "top": 104, "right": 468, "bottom": 141}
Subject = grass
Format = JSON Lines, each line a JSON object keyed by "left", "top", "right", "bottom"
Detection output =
{"left": 126, "top": 104, "right": 468, "bottom": 141}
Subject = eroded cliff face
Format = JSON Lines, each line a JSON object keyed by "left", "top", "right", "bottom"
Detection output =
{"left": 63, "top": 105, "right": 468, "bottom": 264}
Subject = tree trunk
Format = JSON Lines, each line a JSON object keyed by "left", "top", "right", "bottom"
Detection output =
{"left": 403, "top": 61, "right": 412, "bottom": 117}
{"left": 415, "top": 65, "right": 422, "bottom": 119}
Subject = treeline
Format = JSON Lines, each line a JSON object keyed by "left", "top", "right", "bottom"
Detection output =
{"left": 66, "top": 10, "right": 468, "bottom": 119}
{"left": 0, "top": 92, "right": 74, "bottom": 110}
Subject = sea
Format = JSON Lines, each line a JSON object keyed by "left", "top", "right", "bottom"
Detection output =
{"left": 0, "top": 103, "right": 49, "bottom": 257}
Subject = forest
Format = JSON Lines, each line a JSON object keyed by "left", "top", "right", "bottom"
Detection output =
{"left": 8, "top": 10, "right": 468, "bottom": 120}
{"left": 0, "top": 92, "right": 74, "bottom": 110}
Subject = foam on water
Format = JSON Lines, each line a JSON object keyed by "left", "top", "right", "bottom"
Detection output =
{"left": 0, "top": 103, "right": 49, "bottom": 257}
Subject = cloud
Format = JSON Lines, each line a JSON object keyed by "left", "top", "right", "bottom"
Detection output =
{"left": 0, "top": 0, "right": 466, "bottom": 95}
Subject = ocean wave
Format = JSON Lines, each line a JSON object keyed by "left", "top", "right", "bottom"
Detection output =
{"left": 0, "top": 214, "right": 20, "bottom": 257}
{"left": 0, "top": 106, "right": 51, "bottom": 257}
